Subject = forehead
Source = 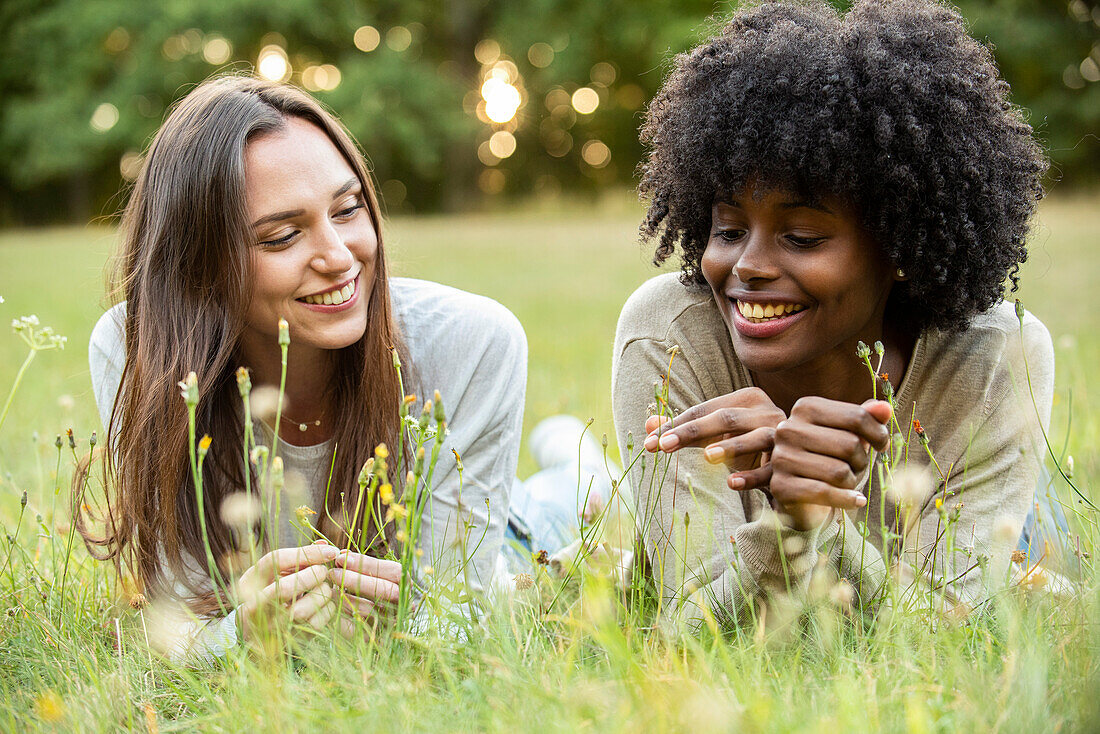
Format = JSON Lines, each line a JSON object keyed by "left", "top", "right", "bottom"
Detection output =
{"left": 243, "top": 117, "right": 357, "bottom": 214}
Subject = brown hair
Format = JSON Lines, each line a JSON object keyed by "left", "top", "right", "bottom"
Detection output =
{"left": 76, "top": 76, "right": 405, "bottom": 612}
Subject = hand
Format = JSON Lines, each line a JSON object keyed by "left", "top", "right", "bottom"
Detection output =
{"left": 328, "top": 550, "right": 402, "bottom": 636}
{"left": 643, "top": 387, "right": 785, "bottom": 491}
{"left": 767, "top": 398, "right": 892, "bottom": 531}
{"left": 235, "top": 542, "right": 340, "bottom": 639}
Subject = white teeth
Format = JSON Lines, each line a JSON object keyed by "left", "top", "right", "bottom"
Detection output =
{"left": 331, "top": 291, "right": 345, "bottom": 305}
{"left": 341, "top": 284, "right": 353, "bottom": 300}
{"left": 736, "top": 300, "right": 805, "bottom": 322}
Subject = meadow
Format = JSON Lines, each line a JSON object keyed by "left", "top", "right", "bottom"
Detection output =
{"left": 0, "top": 192, "right": 1097, "bottom": 731}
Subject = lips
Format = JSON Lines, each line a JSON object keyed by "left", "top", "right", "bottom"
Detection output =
{"left": 297, "top": 274, "right": 360, "bottom": 312}
{"left": 729, "top": 297, "right": 808, "bottom": 338}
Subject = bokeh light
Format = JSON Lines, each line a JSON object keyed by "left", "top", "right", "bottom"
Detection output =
{"left": 477, "top": 141, "right": 500, "bottom": 166}
{"left": 528, "top": 43, "right": 554, "bottom": 68}
{"left": 354, "top": 25, "right": 380, "bottom": 52}
{"left": 571, "top": 87, "right": 599, "bottom": 114}
{"left": 488, "top": 130, "right": 517, "bottom": 159}
{"left": 104, "top": 27, "right": 130, "bottom": 54}
{"left": 386, "top": 26, "right": 412, "bottom": 52}
{"left": 303, "top": 64, "right": 342, "bottom": 92}
{"left": 90, "top": 103, "right": 119, "bottom": 133}
{"left": 381, "top": 179, "right": 407, "bottom": 207}
{"left": 202, "top": 35, "right": 232, "bottom": 65}
{"left": 478, "top": 169, "right": 505, "bottom": 194}
{"left": 482, "top": 77, "right": 522, "bottom": 123}
{"left": 475, "top": 39, "right": 501, "bottom": 65}
{"left": 580, "top": 140, "right": 611, "bottom": 168}
{"left": 590, "top": 62, "right": 617, "bottom": 86}
{"left": 257, "top": 45, "right": 290, "bottom": 81}
{"left": 119, "top": 150, "right": 143, "bottom": 181}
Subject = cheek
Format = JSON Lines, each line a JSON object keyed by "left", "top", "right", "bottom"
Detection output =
{"left": 247, "top": 254, "right": 297, "bottom": 313}
{"left": 700, "top": 244, "right": 727, "bottom": 289}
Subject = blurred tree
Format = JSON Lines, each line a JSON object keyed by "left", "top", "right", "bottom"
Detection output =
{"left": 0, "top": 0, "right": 1096, "bottom": 225}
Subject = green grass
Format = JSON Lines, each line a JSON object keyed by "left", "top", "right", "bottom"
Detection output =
{"left": 0, "top": 193, "right": 1097, "bottom": 731}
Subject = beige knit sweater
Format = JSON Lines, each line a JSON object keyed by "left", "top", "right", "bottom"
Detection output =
{"left": 612, "top": 273, "right": 1054, "bottom": 628}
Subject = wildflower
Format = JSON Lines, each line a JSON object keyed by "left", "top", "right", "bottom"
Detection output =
{"left": 601, "top": 433, "right": 609, "bottom": 450}
{"left": 235, "top": 367, "right": 251, "bottom": 397}
{"left": 856, "top": 340, "right": 871, "bottom": 359}
{"left": 357, "top": 458, "right": 375, "bottom": 488}
{"left": 423, "top": 566, "right": 434, "bottom": 576}
{"left": 666, "top": 344, "right": 680, "bottom": 356}
{"left": 20, "top": 490, "right": 27, "bottom": 509}
{"left": 626, "top": 431, "right": 634, "bottom": 454}
{"left": 270, "top": 456, "right": 284, "bottom": 489}
{"left": 887, "top": 465, "right": 932, "bottom": 507}
{"left": 433, "top": 390, "right": 446, "bottom": 422}
{"left": 379, "top": 483, "right": 394, "bottom": 505}
{"left": 913, "top": 419, "right": 929, "bottom": 446}
{"left": 1011, "top": 549, "right": 1027, "bottom": 564}
{"left": 878, "top": 372, "right": 889, "bottom": 383}
{"left": 198, "top": 434, "right": 212, "bottom": 457}
{"left": 1065, "top": 455, "right": 1074, "bottom": 479}
{"left": 413, "top": 446, "right": 425, "bottom": 476}
{"left": 178, "top": 372, "right": 199, "bottom": 407}
{"left": 130, "top": 593, "right": 148, "bottom": 610}
{"left": 35, "top": 690, "right": 64, "bottom": 723}
{"left": 419, "top": 401, "right": 432, "bottom": 432}
{"left": 403, "top": 394, "right": 416, "bottom": 405}
{"left": 391, "top": 348, "right": 402, "bottom": 370}
{"left": 143, "top": 703, "right": 158, "bottom": 734}
{"left": 66, "top": 428, "right": 75, "bottom": 450}
{"left": 452, "top": 449, "right": 463, "bottom": 472}
{"left": 395, "top": 529, "right": 407, "bottom": 543}
{"left": 415, "top": 548, "right": 423, "bottom": 558}
{"left": 385, "top": 502, "right": 408, "bottom": 523}
{"left": 829, "top": 578, "right": 854, "bottom": 608}
{"left": 873, "top": 340, "right": 884, "bottom": 357}
{"left": 54, "top": 435, "right": 62, "bottom": 450}
{"left": 1014, "top": 299, "right": 1025, "bottom": 322}
{"left": 514, "top": 573, "right": 534, "bottom": 591}
{"left": 278, "top": 318, "right": 290, "bottom": 346}
{"left": 375, "top": 443, "right": 389, "bottom": 460}
{"left": 88, "top": 431, "right": 97, "bottom": 448}
{"left": 294, "top": 505, "right": 317, "bottom": 524}
{"left": 535, "top": 549, "right": 549, "bottom": 566}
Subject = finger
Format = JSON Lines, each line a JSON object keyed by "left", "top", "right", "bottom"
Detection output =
{"left": 338, "top": 615, "right": 357, "bottom": 639}
{"left": 650, "top": 406, "right": 782, "bottom": 453}
{"left": 775, "top": 421, "right": 872, "bottom": 472}
{"left": 257, "top": 564, "right": 329, "bottom": 605}
{"left": 703, "top": 426, "right": 776, "bottom": 464}
{"left": 771, "top": 473, "right": 867, "bottom": 510}
{"left": 645, "top": 415, "right": 670, "bottom": 434}
{"left": 306, "top": 598, "right": 336, "bottom": 630}
{"left": 791, "top": 397, "right": 889, "bottom": 451}
{"left": 328, "top": 567, "right": 400, "bottom": 603}
{"left": 728, "top": 463, "right": 773, "bottom": 491}
{"left": 252, "top": 544, "right": 339, "bottom": 581}
{"left": 334, "top": 551, "right": 403, "bottom": 585}
{"left": 773, "top": 441, "right": 863, "bottom": 489}
{"left": 862, "top": 399, "right": 893, "bottom": 427}
{"left": 336, "top": 592, "right": 376, "bottom": 618}
{"left": 288, "top": 581, "right": 334, "bottom": 622}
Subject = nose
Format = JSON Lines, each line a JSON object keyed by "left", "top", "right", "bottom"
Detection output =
{"left": 734, "top": 230, "right": 779, "bottom": 283}
{"left": 310, "top": 221, "right": 355, "bottom": 274}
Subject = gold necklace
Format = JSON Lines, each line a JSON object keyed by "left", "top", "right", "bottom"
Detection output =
{"left": 281, "top": 411, "right": 323, "bottom": 433}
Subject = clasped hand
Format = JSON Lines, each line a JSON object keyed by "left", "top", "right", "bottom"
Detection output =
{"left": 235, "top": 541, "right": 402, "bottom": 640}
{"left": 645, "top": 388, "right": 892, "bottom": 531}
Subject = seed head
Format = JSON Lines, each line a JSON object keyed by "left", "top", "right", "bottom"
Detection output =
{"left": 856, "top": 341, "right": 871, "bottom": 360}
{"left": 20, "top": 490, "right": 27, "bottom": 509}
{"left": 358, "top": 458, "right": 375, "bottom": 488}
{"left": 88, "top": 431, "right": 97, "bottom": 448}
{"left": 873, "top": 341, "right": 884, "bottom": 357}
{"left": 1065, "top": 455, "right": 1074, "bottom": 479}
{"left": 178, "top": 372, "right": 199, "bottom": 407}
{"left": 277, "top": 318, "right": 290, "bottom": 346}
{"left": 626, "top": 431, "right": 634, "bottom": 454}
{"left": 54, "top": 434, "right": 62, "bottom": 449}
{"left": 433, "top": 390, "right": 446, "bottom": 423}
{"left": 270, "top": 456, "right": 284, "bottom": 488}
{"left": 601, "top": 433, "right": 608, "bottom": 450}
{"left": 129, "top": 593, "right": 148, "bottom": 610}
{"left": 66, "top": 428, "right": 75, "bottom": 450}
{"left": 1014, "top": 299, "right": 1025, "bottom": 322}
{"left": 514, "top": 572, "right": 534, "bottom": 591}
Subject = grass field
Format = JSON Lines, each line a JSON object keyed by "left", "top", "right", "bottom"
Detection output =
{"left": 0, "top": 192, "right": 1097, "bottom": 731}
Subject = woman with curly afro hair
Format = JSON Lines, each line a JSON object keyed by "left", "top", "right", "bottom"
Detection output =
{"left": 612, "top": 0, "right": 1055, "bottom": 629}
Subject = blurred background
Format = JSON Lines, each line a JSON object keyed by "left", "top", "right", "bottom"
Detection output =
{"left": 0, "top": 0, "right": 1097, "bottom": 476}
{"left": 0, "top": 0, "right": 1097, "bottom": 224}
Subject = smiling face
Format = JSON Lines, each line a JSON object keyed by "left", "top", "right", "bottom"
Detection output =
{"left": 240, "top": 117, "right": 377, "bottom": 359}
{"left": 701, "top": 186, "right": 897, "bottom": 376}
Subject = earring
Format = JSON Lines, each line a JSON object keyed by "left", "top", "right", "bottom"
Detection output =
{"left": 896, "top": 268, "right": 907, "bottom": 280}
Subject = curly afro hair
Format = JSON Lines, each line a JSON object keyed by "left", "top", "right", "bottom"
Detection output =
{"left": 638, "top": 0, "right": 1047, "bottom": 333}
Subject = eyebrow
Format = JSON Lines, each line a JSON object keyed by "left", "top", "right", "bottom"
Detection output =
{"left": 250, "top": 178, "right": 362, "bottom": 228}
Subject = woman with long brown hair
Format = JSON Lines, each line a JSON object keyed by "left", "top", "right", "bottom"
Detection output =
{"left": 81, "top": 75, "right": 526, "bottom": 660}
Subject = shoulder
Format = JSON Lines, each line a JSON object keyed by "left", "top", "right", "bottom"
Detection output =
{"left": 616, "top": 272, "right": 721, "bottom": 346}
{"left": 391, "top": 277, "right": 526, "bottom": 370}
{"left": 89, "top": 302, "right": 127, "bottom": 364}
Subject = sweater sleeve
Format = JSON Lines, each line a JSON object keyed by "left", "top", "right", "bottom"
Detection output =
{"left": 829, "top": 315, "right": 1055, "bottom": 613}
{"left": 402, "top": 289, "right": 528, "bottom": 599}
{"left": 612, "top": 296, "right": 824, "bottom": 630}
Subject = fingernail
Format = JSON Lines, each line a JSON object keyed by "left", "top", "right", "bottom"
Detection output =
{"left": 729, "top": 476, "right": 745, "bottom": 489}
{"left": 644, "top": 434, "right": 658, "bottom": 452}
{"left": 704, "top": 445, "right": 724, "bottom": 463}
{"left": 854, "top": 494, "right": 867, "bottom": 507}
{"left": 658, "top": 433, "right": 679, "bottom": 451}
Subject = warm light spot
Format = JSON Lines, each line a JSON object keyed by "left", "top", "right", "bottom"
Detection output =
{"left": 354, "top": 25, "right": 380, "bottom": 52}
{"left": 475, "top": 39, "right": 501, "bottom": 65}
{"left": 381, "top": 179, "right": 406, "bottom": 207}
{"left": 477, "top": 141, "right": 499, "bottom": 166}
{"left": 478, "top": 169, "right": 506, "bottom": 194}
{"left": 386, "top": 26, "right": 412, "bottom": 52}
{"left": 1081, "top": 56, "right": 1100, "bottom": 83}
{"left": 202, "top": 35, "right": 232, "bottom": 65}
{"left": 590, "top": 61, "right": 617, "bottom": 86}
{"left": 162, "top": 36, "right": 186, "bottom": 61}
{"left": 303, "top": 64, "right": 341, "bottom": 91}
{"left": 1064, "top": 64, "right": 1085, "bottom": 89}
{"left": 528, "top": 42, "right": 554, "bottom": 68}
{"left": 492, "top": 59, "right": 520, "bottom": 83}
{"left": 90, "top": 103, "right": 119, "bottom": 133}
{"left": 581, "top": 140, "right": 611, "bottom": 168}
{"left": 105, "top": 27, "right": 130, "bottom": 54}
{"left": 119, "top": 150, "right": 143, "bottom": 180}
{"left": 481, "top": 78, "right": 522, "bottom": 123}
{"left": 544, "top": 88, "right": 570, "bottom": 111}
{"left": 543, "top": 129, "right": 572, "bottom": 158}
{"left": 571, "top": 87, "right": 599, "bottom": 114}
{"left": 257, "top": 45, "right": 290, "bottom": 81}
{"left": 488, "top": 130, "right": 517, "bottom": 159}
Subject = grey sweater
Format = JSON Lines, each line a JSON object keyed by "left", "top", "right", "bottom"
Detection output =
{"left": 612, "top": 273, "right": 1054, "bottom": 629}
{"left": 90, "top": 277, "right": 527, "bottom": 658}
